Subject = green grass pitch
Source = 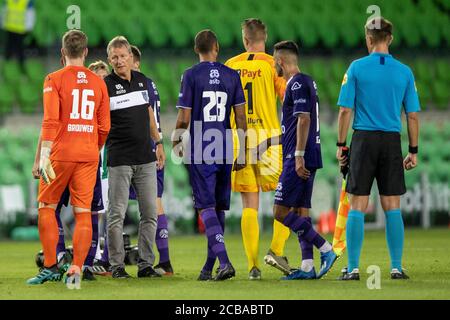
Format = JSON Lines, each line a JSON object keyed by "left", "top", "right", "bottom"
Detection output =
{"left": 0, "top": 229, "right": 449, "bottom": 300}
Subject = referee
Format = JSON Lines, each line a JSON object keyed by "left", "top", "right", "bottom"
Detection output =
{"left": 105, "top": 36, "right": 165, "bottom": 279}
{"left": 336, "top": 17, "right": 420, "bottom": 280}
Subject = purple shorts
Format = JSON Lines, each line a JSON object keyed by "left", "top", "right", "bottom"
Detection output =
{"left": 187, "top": 163, "right": 232, "bottom": 210}
{"left": 129, "top": 167, "right": 164, "bottom": 200}
{"left": 274, "top": 158, "right": 317, "bottom": 209}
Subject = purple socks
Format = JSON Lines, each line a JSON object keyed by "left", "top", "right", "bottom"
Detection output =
{"left": 156, "top": 214, "right": 170, "bottom": 264}
{"left": 84, "top": 213, "right": 99, "bottom": 267}
{"left": 298, "top": 216, "right": 314, "bottom": 260}
{"left": 202, "top": 210, "right": 225, "bottom": 272}
{"left": 201, "top": 209, "right": 230, "bottom": 269}
{"left": 283, "top": 212, "right": 326, "bottom": 249}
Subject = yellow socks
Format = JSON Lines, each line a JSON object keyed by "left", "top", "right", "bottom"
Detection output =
{"left": 270, "top": 219, "right": 290, "bottom": 256}
{"left": 241, "top": 208, "right": 259, "bottom": 271}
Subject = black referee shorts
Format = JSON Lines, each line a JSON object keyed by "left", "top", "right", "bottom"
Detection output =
{"left": 346, "top": 130, "right": 406, "bottom": 196}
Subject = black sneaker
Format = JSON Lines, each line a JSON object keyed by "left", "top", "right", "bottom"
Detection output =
{"left": 82, "top": 267, "right": 96, "bottom": 281}
{"left": 137, "top": 266, "right": 162, "bottom": 278}
{"left": 92, "top": 260, "right": 112, "bottom": 276}
{"left": 214, "top": 264, "right": 235, "bottom": 281}
{"left": 339, "top": 268, "right": 360, "bottom": 281}
{"left": 197, "top": 270, "right": 213, "bottom": 281}
{"left": 112, "top": 267, "right": 131, "bottom": 279}
{"left": 337, "top": 266, "right": 348, "bottom": 280}
{"left": 154, "top": 261, "right": 174, "bottom": 276}
{"left": 391, "top": 268, "right": 409, "bottom": 280}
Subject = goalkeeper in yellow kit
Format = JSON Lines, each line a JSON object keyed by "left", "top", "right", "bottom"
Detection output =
{"left": 225, "top": 18, "right": 292, "bottom": 280}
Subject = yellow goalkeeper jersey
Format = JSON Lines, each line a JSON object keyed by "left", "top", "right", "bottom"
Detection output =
{"left": 225, "top": 52, "right": 286, "bottom": 148}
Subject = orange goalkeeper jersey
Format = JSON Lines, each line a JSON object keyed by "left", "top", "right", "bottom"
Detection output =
{"left": 41, "top": 65, "right": 111, "bottom": 162}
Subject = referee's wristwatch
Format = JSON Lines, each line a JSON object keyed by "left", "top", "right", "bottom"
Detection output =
{"left": 409, "top": 145, "right": 418, "bottom": 154}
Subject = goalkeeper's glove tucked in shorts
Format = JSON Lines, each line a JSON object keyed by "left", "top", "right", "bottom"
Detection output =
{"left": 39, "top": 147, "right": 56, "bottom": 184}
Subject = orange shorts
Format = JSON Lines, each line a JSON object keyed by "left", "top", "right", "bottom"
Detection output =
{"left": 38, "top": 160, "right": 99, "bottom": 209}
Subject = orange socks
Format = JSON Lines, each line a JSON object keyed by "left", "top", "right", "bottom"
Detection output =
{"left": 38, "top": 207, "right": 59, "bottom": 268}
{"left": 72, "top": 212, "right": 93, "bottom": 269}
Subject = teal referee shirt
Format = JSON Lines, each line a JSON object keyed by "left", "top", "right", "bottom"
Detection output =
{"left": 338, "top": 52, "right": 420, "bottom": 133}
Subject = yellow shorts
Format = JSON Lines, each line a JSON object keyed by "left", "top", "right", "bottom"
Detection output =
{"left": 232, "top": 145, "right": 282, "bottom": 193}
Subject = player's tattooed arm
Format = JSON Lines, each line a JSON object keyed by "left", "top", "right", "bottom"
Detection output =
{"left": 295, "top": 113, "right": 311, "bottom": 180}
{"left": 233, "top": 104, "right": 247, "bottom": 171}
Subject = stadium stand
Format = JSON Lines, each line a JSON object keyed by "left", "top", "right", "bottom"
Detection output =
{"left": 0, "top": 0, "right": 448, "bottom": 225}
{"left": 0, "top": 0, "right": 448, "bottom": 114}
{"left": 25, "top": 0, "right": 448, "bottom": 50}
{"left": 1, "top": 57, "right": 448, "bottom": 115}
{"left": 1, "top": 121, "right": 449, "bottom": 189}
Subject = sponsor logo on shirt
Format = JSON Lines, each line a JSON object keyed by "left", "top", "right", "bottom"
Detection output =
{"left": 209, "top": 69, "right": 220, "bottom": 84}
{"left": 77, "top": 71, "right": 88, "bottom": 84}
{"left": 342, "top": 73, "right": 348, "bottom": 86}
{"left": 139, "top": 82, "right": 144, "bottom": 88}
{"left": 238, "top": 69, "right": 262, "bottom": 80}
{"left": 291, "top": 82, "right": 302, "bottom": 90}
{"left": 247, "top": 118, "right": 263, "bottom": 125}
{"left": 115, "top": 84, "right": 126, "bottom": 95}
{"left": 294, "top": 98, "right": 307, "bottom": 104}
{"left": 274, "top": 182, "right": 283, "bottom": 200}
{"left": 43, "top": 86, "right": 53, "bottom": 93}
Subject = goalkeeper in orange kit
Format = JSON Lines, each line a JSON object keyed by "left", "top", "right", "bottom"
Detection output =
{"left": 27, "top": 30, "right": 110, "bottom": 285}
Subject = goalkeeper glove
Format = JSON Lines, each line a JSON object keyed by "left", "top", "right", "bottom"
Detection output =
{"left": 39, "top": 147, "right": 56, "bottom": 184}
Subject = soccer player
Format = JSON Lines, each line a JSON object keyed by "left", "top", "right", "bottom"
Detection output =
{"left": 27, "top": 30, "right": 110, "bottom": 285}
{"left": 32, "top": 61, "right": 111, "bottom": 281}
{"left": 173, "top": 29, "right": 247, "bottom": 281}
{"left": 336, "top": 17, "right": 420, "bottom": 280}
{"left": 130, "top": 45, "right": 173, "bottom": 275}
{"left": 272, "top": 40, "right": 337, "bottom": 280}
{"left": 88, "top": 60, "right": 109, "bottom": 79}
{"left": 225, "top": 18, "right": 291, "bottom": 280}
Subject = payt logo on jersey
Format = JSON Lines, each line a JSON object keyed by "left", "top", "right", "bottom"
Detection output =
{"left": 209, "top": 69, "right": 220, "bottom": 85}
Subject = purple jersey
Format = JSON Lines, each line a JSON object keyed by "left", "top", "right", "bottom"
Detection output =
{"left": 147, "top": 78, "right": 162, "bottom": 149}
{"left": 281, "top": 73, "right": 322, "bottom": 169}
{"left": 176, "top": 62, "right": 246, "bottom": 163}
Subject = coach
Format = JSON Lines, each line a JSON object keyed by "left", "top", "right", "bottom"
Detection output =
{"left": 336, "top": 17, "right": 420, "bottom": 280}
{"left": 105, "top": 36, "right": 165, "bottom": 279}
